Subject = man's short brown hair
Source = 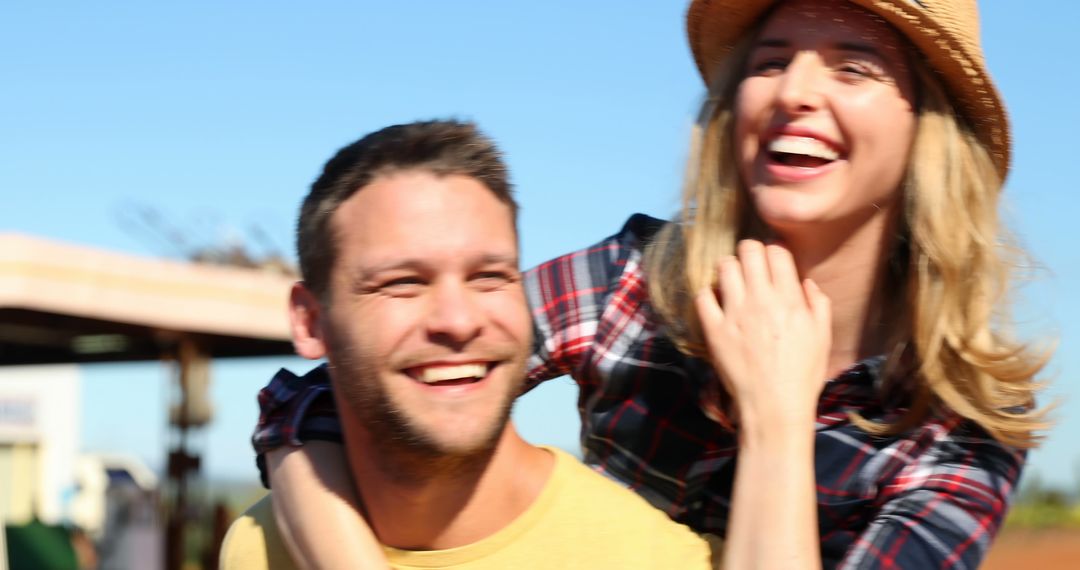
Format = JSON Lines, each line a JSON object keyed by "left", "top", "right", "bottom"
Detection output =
{"left": 297, "top": 120, "right": 517, "bottom": 297}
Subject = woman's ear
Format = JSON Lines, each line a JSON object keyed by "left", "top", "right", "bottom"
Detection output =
{"left": 288, "top": 282, "right": 328, "bottom": 360}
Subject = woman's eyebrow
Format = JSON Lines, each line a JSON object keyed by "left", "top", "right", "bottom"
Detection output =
{"left": 753, "top": 38, "right": 884, "bottom": 60}
{"left": 834, "top": 41, "right": 885, "bottom": 58}
{"left": 754, "top": 38, "right": 790, "bottom": 49}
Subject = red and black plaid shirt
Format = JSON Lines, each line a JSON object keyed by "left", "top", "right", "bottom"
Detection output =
{"left": 254, "top": 214, "right": 1024, "bottom": 569}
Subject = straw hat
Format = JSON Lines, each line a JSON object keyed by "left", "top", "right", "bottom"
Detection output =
{"left": 686, "top": 0, "right": 1010, "bottom": 180}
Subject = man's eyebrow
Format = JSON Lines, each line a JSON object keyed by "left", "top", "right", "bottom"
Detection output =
{"left": 476, "top": 253, "right": 519, "bottom": 267}
{"left": 353, "top": 253, "right": 519, "bottom": 280}
{"left": 350, "top": 259, "right": 423, "bottom": 283}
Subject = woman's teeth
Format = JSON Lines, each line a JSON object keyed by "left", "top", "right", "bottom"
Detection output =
{"left": 767, "top": 136, "right": 839, "bottom": 162}
{"left": 416, "top": 363, "right": 488, "bottom": 384}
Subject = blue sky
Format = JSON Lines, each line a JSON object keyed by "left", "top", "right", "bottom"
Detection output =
{"left": 3, "top": 1, "right": 1077, "bottom": 488}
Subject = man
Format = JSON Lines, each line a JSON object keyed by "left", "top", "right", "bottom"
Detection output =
{"left": 221, "top": 120, "right": 712, "bottom": 569}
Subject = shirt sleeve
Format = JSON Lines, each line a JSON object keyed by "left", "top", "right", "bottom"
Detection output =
{"left": 523, "top": 213, "right": 666, "bottom": 391}
{"left": 251, "top": 365, "right": 340, "bottom": 488}
{"left": 839, "top": 419, "right": 1025, "bottom": 569}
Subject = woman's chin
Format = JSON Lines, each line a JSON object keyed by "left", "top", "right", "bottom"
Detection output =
{"left": 751, "top": 191, "right": 830, "bottom": 230}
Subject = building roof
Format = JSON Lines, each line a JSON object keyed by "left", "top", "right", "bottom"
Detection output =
{"left": 0, "top": 233, "right": 296, "bottom": 364}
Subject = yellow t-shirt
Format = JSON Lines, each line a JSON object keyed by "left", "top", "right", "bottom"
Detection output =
{"left": 221, "top": 447, "right": 715, "bottom": 569}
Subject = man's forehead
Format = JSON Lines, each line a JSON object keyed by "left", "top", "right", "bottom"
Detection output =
{"left": 329, "top": 171, "right": 519, "bottom": 269}
{"left": 336, "top": 171, "right": 511, "bottom": 222}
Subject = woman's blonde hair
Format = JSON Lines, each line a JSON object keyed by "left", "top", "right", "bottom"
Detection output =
{"left": 644, "top": 32, "right": 1051, "bottom": 448}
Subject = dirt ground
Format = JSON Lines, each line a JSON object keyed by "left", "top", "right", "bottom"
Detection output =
{"left": 981, "top": 528, "right": 1080, "bottom": 569}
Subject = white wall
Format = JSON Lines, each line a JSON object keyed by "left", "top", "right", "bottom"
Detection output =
{"left": 0, "top": 364, "right": 80, "bottom": 524}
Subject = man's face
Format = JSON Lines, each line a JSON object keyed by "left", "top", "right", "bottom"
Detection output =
{"left": 319, "top": 171, "right": 530, "bottom": 460}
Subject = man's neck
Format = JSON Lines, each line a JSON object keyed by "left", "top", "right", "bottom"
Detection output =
{"left": 345, "top": 425, "right": 555, "bottom": 551}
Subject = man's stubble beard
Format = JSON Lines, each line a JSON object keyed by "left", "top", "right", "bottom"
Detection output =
{"left": 327, "top": 335, "right": 526, "bottom": 486}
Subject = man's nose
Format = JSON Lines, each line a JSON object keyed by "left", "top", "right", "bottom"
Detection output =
{"left": 776, "top": 53, "right": 826, "bottom": 115}
{"left": 425, "top": 281, "right": 483, "bottom": 345}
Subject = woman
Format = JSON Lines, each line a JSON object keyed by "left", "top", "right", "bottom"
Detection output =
{"left": 254, "top": 0, "right": 1050, "bottom": 567}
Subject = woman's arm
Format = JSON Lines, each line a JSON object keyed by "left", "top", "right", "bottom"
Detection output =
{"left": 524, "top": 214, "right": 662, "bottom": 389}
{"left": 253, "top": 369, "right": 385, "bottom": 567}
{"left": 696, "top": 240, "right": 831, "bottom": 570}
{"left": 722, "top": 413, "right": 820, "bottom": 569}
{"left": 840, "top": 419, "right": 1025, "bottom": 568}
{"left": 267, "top": 442, "right": 388, "bottom": 570}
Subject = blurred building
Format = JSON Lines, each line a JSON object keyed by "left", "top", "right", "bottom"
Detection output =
{"left": 0, "top": 233, "right": 295, "bottom": 569}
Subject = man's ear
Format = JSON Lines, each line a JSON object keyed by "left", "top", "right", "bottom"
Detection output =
{"left": 289, "top": 282, "right": 328, "bottom": 360}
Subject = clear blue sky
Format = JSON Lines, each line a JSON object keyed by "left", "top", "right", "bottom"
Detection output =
{"left": 3, "top": 1, "right": 1077, "bottom": 488}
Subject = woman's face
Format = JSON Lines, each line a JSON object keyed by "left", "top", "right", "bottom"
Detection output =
{"left": 734, "top": 0, "right": 917, "bottom": 238}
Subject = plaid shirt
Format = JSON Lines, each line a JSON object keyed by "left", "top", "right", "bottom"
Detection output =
{"left": 254, "top": 214, "right": 1024, "bottom": 569}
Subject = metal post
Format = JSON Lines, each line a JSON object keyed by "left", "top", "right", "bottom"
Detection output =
{"left": 164, "top": 337, "right": 211, "bottom": 570}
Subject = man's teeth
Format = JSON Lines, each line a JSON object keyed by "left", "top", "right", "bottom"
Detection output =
{"left": 768, "top": 136, "right": 839, "bottom": 161}
{"left": 417, "top": 363, "right": 488, "bottom": 384}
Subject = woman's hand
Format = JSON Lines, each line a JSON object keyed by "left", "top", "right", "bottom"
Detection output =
{"left": 695, "top": 240, "right": 831, "bottom": 437}
{"left": 696, "top": 240, "right": 830, "bottom": 570}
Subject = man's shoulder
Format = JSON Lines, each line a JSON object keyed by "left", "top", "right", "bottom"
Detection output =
{"left": 548, "top": 448, "right": 679, "bottom": 527}
{"left": 541, "top": 448, "right": 714, "bottom": 567}
{"left": 222, "top": 453, "right": 715, "bottom": 570}
{"left": 220, "top": 495, "right": 297, "bottom": 570}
